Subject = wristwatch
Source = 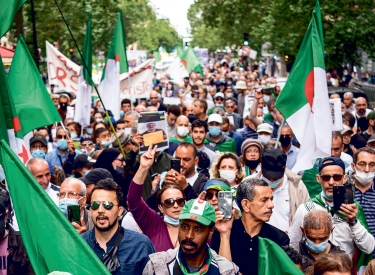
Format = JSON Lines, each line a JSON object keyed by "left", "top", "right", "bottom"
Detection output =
{"left": 347, "top": 219, "right": 358, "bottom": 226}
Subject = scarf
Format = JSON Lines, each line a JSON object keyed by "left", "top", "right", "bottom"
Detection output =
{"left": 177, "top": 246, "right": 212, "bottom": 275}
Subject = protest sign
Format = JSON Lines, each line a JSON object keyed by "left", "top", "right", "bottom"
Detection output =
{"left": 138, "top": 111, "right": 168, "bottom": 154}
{"left": 46, "top": 41, "right": 80, "bottom": 93}
{"left": 127, "top": 50, "right": 147, "bottom": 69}
{"left": 120, "top": 58, "right": 154, "bottom": 99}
{"left": 193, "top": 48, "right": 209, "bottom": 66}
{"left": 329, "top": 98, "right": 343, "bottom": 131}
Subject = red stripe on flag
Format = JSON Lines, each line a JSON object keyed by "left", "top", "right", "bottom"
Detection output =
{"left": 12, "top": 117, "right": 21, "bottom": 132}
{"left": 115, "top": 54, "right": 120, "bottom": 62}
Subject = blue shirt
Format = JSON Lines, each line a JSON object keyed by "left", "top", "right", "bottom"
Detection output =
{"left": 229, "top": 131, "right": 244, "bottom": 156}
{"left": 82, "top": 226, "right": 155, "bottom": 274}
{"left": 285, "top": 145, "right": 299, "bottom": 170}
{"left": 46, "top": 149, "right": 80, "bottom": 169}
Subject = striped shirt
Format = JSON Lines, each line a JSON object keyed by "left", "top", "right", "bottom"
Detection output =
{"left": 355, "top": 184, "right": 375, "bottom": 257}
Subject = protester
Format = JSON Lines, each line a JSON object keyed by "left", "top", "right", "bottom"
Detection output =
{"left": 191, "top": 120, "right": 217, "bottom": 168}
{"left": 288, "top": 157, "right": 375, "bottom": 258}
{"left": 341, "top": 125, "right": 356, "bottom": 157}
{"left": 311, "top": 252, "right": 352, "bottom": 275}
{"left": 221, "top": 116, "right": 244, "bottom": 155}
{"left": 279, "top": 125, "right": 299, "bottom": 170}
{"left": 70, "top": 154, "right": 96, "bottom": 178}
{"left": 120, "top": 98, "right": 131, "bottom": 114}
{"left": 149, "top": 90, "right": 167, "bottom": 112}
{"left": 128, "top": 144, "right": 185, "bottom": 252}
{"left": 57, "top": 93, "right": 69, "bottom": 122}
{"left": 94, "top": 127, "right": 112, "bottom": 150}
{"left": 331, "top": 132, "right": 353, "bottom": 172}
{"left": 343, "top": 92, "right": 355, "bottom": 112}
{"left": 352, "top": 97, "right": 372, "bottom": 132}
{"left": 241, "top": 139, "right": 263, "bottom": 176}
{"left": 210, "top": 153, "right": 245, "bottom": 189}
{"left": 80, "top": 168, "right": 113, "bottom": 205}
{"left": 203, "top": 178, "right": 231, "bottom": 211}
{"left": 224, "top": 99, "right": 242, "bottom": 129}
{"left": 361, "top": 111, "right": 375, "bottom": 141}
{"left": 166, "top": 105, "right": 181, "bottom": 138}
{"left": 367, "top": 134, "right": 375, "bottom": 149}
{"left": 206, "top": 114, "right": 236, "bottom": 153}
{"left": 169, "top": 115, "right": 192, "bottom": 143}
{"left": 256, "top": 123, "right": 273, "bottom": 145}
{"left": 82, "top": 178, "right": 155, "bottom": 274}
{"left": 79, "top": 136, "right": 95, "bottom": 157}
{"left": 123, "top": 110, "right": 139, "bottom": 129}
{"left": 193, "top": 99, "right": 208, "bottom": 122}
{"left": 211, "top": 178, "right": 289, "bottom": 275}
{"left": 142, "top": 198, "right": 239, "bottom": 274}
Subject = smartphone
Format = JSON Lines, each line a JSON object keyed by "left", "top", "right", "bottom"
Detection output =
{"left": 171, "top": 159, "right": 181, "bottom": 173}
{"left": 218, "top": 191, "right": 233, "bottom": 219}
{"left": 68, "top": 205, "right": 81, "bottom": 225}
{"left": 333, "top": 184, "right": 354, "bottom": 211}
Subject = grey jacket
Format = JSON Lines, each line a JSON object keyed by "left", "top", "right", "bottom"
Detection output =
{"left": 142, "top": 247, "right": 239, "bottom": 275}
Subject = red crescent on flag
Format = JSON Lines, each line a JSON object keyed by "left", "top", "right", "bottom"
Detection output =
{"left": 305, "top": 70, "right": 314, "bottom": 113}
{"left": 181, "top": 59, "right": 187, "bottom": 68}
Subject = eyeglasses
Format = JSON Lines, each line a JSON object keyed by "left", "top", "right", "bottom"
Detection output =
{"left": 246, "top": 150, "right": 260, "bottom": 154}
{"left": 205, "top": 191, "right": 218, "bottom": 200}
{"left": 319, "top": 174, "right": 344, "bottom": 182}
{"left": 58, "top": 191, "right": 84, "bottom": 199}
{"left": 81, "top": 142, "right": 93, "bottom": 147}
{"left": 57, "top": 134, "right": 68, "bottom": 140}
{"left": 116, "top": 157, "right": 125, "bottom": 162}
{"left": 356, "top": 162, "right": 375, "bottom": 169}
{"left": 215, "top": 98, "right": 224, "bottom": 101}
{"left": 91, "top": 201, "right": 118, "bottom": 210}
{"left": 161, "top": 198, "right": 185, "bottom": 208}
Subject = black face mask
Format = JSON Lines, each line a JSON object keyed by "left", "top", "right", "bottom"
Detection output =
{"left": 246, "top": 159, "right": 259, "bottom": 169}
{"left": 279, "top": 135, "right": 291, "bottom": 147}
{"left": 59, "top": 103, "right": 67, "bottom": 111}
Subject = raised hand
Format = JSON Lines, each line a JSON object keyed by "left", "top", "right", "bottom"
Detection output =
{"left": 139, "top": 143, "right": 158, "bottom": 170}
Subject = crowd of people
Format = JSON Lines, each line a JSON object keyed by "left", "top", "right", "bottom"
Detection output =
{"left": 1, "top": 57, "right": 375, "bottom": 275}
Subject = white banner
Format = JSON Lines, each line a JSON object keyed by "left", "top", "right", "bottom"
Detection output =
{"left": 126, "top": 50, "right": 147, "bottom": 69}
{"left": 119, "top": 58, "right": 154, "bottom": 99}
{"left": 46, "top": 41, "right": 80, "bottom": 93}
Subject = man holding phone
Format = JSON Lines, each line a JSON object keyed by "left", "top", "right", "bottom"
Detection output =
{"left": 288, "top": 157, "right": 374, "bottom": 259}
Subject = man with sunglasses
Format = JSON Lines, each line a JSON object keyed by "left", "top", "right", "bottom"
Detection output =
{"left": 79, "top": 136, "right": 95, "bottom": 157}
{"left": 143, "top": 198, "right": 239, "bottom": 274}
{"left": 82, "top": 178, "right": 155, "bottom": 274}
{"left": 148, "top": 91, "right": 167, "bottom": 112}
{"left": 288, "top": 157, "right": 374, "bottom": 259}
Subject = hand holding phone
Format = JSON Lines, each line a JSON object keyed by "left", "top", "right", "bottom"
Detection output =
{"left": 68, "top": 205, "right": 81, "bottom": 226}
{"left": 171, "top": 159, "right": 181, "bottom": 172}
{"left": 218, "top": 191, "right": 233, "bottom": 219}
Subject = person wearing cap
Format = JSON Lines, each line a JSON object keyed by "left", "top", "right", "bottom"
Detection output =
{"left": 256, "top": 123, "right": 273, "bottom": 145}
{"left": 279, "top": 125, "right": 300, "bottom": 170}
{"left": 80, "top": 168, "right": 113, "bottom": 205}
{"left": 367, "top": 134, "right": 375, "bottom": 149}
{"left": 142, "top": 198, "right": 239, "bottom": 275}
{"left": 30, "top": 134, "right": 50, "bottom": 162}
{"left": 202, "top": 179, "right": 231, "bottom": 211}
{"left": 248, "top": 148, "right": 309, "bottom": 231}
{"left": 235, "top": 80, "right": 247, "bottom": 117}
{"left": 193, "top": 99, "right": 209, "bottom": 122}
{"left": 288, "top": 157, "right": 375, "bottom": 258}
{"left": 241, "top": 139, "right": 263, "bottom": 176}
{"left": 341, "top": 125, "right": 356, "bottom": 157}
{"left": 111, "top": 130, "right": 133, "bottom": 154}
{"left": 79, "top": 136, "right": 95, "bottom": 157}
{"left": 331, "top": 131, "right": 353, "bottom": 173}
{"left": 211, "top": 178, "right": 289, "bottom": 275}
{"left": 360, "top": 110, "right": 375, "bottom": 142}
{"left": 207, "top": 92, "right": 225, "bottom": 116}
{"left": 34, "top": 127, "right": 54, "bottom": 152}
{"left": 352, "top": 97, "right": 372, "bottom": 133}
{"left": 206, "top": 114, "right": 236, "bottom": 154}
{"left": 70, "top": 154, "right": 96, "bottom": 178}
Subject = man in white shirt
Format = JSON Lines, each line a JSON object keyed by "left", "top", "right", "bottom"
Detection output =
{"left": 351, "top": 97, "right": 372, "bottom": 132}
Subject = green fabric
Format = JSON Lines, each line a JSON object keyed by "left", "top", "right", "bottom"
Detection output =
{"left": 0, "top": 59, "right": 15, "bottom": 143}
{"left": 169, "top": 136, "right": 193, "bottom": 144}
{"left": 0, "top": 140, "right": 111, "bottom": 274}
{"left": 153, "top": 51, "right": 161, "bottom": 62}
{"left": 275, "top": 1, "right": 325, "bottom": 119}
{"left": 204, "top": 138, "right": 236, "bottom": 154}
{"left": 258, "top": 237, "right": 303, "bottom": 275}
{"left": 301, "top": 162, "right": 322, "bottom": 198}
{"left": 82, "top": 13, "right": 93, "bottom": 85}
{"left": 180, "top": 46, "right": 203, "bottom": 74}
{"left": 263, "top": 112, "right": 274, "bottom": 123}
{"left": 178, "top": 246, "right": 212, "bottom": 275}
{"left": 207, "top": 106, "right": 224, "bottom": 116}
{"left": 0, "top": 0, "right": 26, "bottom": 37}
{"left": 7, "top": 35, "right": 61, "bottom": 136}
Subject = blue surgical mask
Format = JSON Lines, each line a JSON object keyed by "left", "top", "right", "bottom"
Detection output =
{"left": 263, "top": 176, "right": 282, "bottom": 188}
{"left": 31, "top": 150, "right": 46, "bottom": 159}
{"left": 101, "top": 140, "right": 111, "bottom": 148}
{"left": 86, "top": 128, "right": 93, "bottom": 135}
{"left": 305, "top": 236, "right": 329, "bottom": 253}
{"left": 322, "top": 191, "right": 333, "bottom": 201}
{"left": 215, "top": 103, "right": 224, "bottom": 107}
{"left": 58, "top": 198, "right": 80, "bottom": 217}
{"left": 71, "top": 132, "right": 78, "bottom": 139}
{"left": 226, "top": 93, "right": 233, "bottom": 98}
{"left": 115, "top": 166, "right": 124, "bottom": 175}
{"left": 84, "top": 170, "right": 90, "bottom": 176}
{"left": 120, "top": 110, "right": 124, "bottom": 118}
{"left": 163, "top": 214, "right": 180, "bottom": 226}
{"left": 209, "top": 126, "right": 221, "bottom": 137}
{"left": 263, "top": 95, "right": 270, "bottom": 103}
{"left": 223, "top": 131, "right": 230, "bottom": 136}
{"left": 95, "top": 118, "right": 103, "bottom": 123}
{"left": 57, "top": 139, "right": 68, "bottom": 150}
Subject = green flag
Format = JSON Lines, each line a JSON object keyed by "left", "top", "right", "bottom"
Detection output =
{"left": 258, "top": 237, "right": 303, "bottom": 275}
{"left": 0, "top": 0, "right": 27, "bottom": 38}
{"left": 82, "top": 13, "right": 93, "bottom": 85}
{"left": 0, "top": 59, "right": 13, "bottom": 144}
{"left": 0, "top": 140, "right": 111, "bottom": 274}
{"left": 180, "top": 47, "right": 203, "bottom": 74}
{"left": 7, "top": 35, "right": 61, "bottom": 136}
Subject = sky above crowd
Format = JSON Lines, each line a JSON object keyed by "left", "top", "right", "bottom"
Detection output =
{"left": 149, "top": 0, "right": 194, "bottom": 37}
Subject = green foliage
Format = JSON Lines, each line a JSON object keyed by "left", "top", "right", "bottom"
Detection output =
{"left": 191, "top": 0, "right": 375, "bottom": 67}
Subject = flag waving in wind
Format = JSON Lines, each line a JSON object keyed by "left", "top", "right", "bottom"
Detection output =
{"left": 99, "top": 11, "right": 128, "bottom": 120}
{"left": 0, "top": 0, "right": 27, "bottom": 38}
{"left": 275, "top": 1, "right": 332, "bottom": 173}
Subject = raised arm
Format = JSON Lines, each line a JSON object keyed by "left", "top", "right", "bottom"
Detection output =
{"left": 249, "top": 88, "right": 264, "bottom": 128}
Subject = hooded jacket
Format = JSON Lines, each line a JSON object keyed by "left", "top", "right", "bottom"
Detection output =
{"left": 205, "top": 133, "right": 236, "bottom": 154}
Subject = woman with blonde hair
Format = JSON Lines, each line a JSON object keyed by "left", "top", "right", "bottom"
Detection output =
{"left": 210, "top": 152, "right": 245, "bottom": 188}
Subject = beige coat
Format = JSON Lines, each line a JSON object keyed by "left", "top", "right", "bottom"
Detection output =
{"left": 247, "top": 168, "right": 310, "bottom": 225}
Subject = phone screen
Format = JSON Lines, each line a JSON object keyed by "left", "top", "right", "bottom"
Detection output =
{"left": 68, "top": 205, "right": 81, "bottom": 225}
{"left": 333, "top": 186, "right": 346, "bottom": 211}
{"left": 218, "top": 191, "right": 233, "bottom": 219}
{"left": 171, "top": 159, "right": 181, "bottom": 172}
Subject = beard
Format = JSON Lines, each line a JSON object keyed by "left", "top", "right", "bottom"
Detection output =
{"left": 94, "top": 216, "right": 117, "bottom": 232}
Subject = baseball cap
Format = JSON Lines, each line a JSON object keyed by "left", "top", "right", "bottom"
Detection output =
{"left": 235, "top": 81, "right": 246, "bottom": 90}
{"left": 30, "top": 136, "right": 48, "bottom": 147}
{"left": 208, "top": 114, "right": 223, "bottom": 124}
{"left": 214, "top": 92, "right": 225, "bottom": 99}
{"left": 318, "top": 157, "right": 345, "bottom": 173}
{"left": 368, "top": 134, "right": 375, "bottom": 144}
{"left": 80, "top": 136, "right": 93, "bottom": 143}
{"left": 341, "top": 125, "right": 353, "bottom": 135}
{"left": 73, "top": 154, "right": 96, "bottom": 170}
{"left": 81, "top": 168, "right": 113, "bottom": 185}
{"left": 257, "top": 123, "right": 274, "bottom": 134}
{"left": 367, "top": 111, "right": 375, "bottom": 120}
{"left": 0, "top": 202, "right": 6, "bottom": 231}
{"left": 241, "top": 138, "right": 263, "bottom": 156}
{"left": 111, "top": 131, "right": 131, "bottom": 148}
{"left": 179, "top": 199, "right": 216, "bottom": 226}
{"left": 203, "top": 179, "right": 231, "bottom": 192}
{"left": 261, "top": 148, "right": 287, "bottom": 179}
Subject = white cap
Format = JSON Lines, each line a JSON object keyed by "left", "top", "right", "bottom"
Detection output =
{"left": 208, "top": 114, "right": 223, "bottom": 124}
{"left": 214, "top": 92, "right": 225, "bottom": 99}
{"left": 341, "top": 125, "right": 353, "bottom": 135}
{"left": 257, "top": 123, "right": 274, "bottom": 134}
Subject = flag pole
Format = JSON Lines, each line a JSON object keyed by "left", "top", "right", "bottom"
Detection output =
{"left": 53, "top": 1, "right": 126, "bottom": 158}
{"left": 60, "top": 122, "right": 71, "bottom": 140}
{"left": 274, "top": 118, "right": 285, "bottom": 148}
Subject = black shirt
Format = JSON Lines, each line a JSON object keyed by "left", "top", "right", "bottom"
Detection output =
{"left": 211, "top": 219, "right": 290, "bottom": 275}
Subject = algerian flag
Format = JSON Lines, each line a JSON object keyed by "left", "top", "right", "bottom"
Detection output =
{"left": 275, "top": 1, "right": 331, "bottom": 173}
{"left": 180, "top": 46, "right": 203, "bottom": 74}
{"left": 98, "top": 11, "right": 128, "bottom": 120}
{"left": 166, "top": 57, "right": 189, "bottom": 84}
{"left": 258, "top": 237, "right": 303, "bottom": 275}
{"left": 74, "top": 13, "right": 93, "bottom": 128}
{"left": 0, "top": 140, "right": 111, "bottom": 274}
{"left": 0, "top": 0, "right": 27, "bottom": 37}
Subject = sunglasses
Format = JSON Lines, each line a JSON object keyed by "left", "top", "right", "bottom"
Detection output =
{"left": 57, "top": 135, "right": 67, "bottom": 140}
{"left": 81, "top": 142, "right": 93, "bottom": 147}
{"left": 116, "top": 157, "right": 125, "bottom": 162}
{"left": 91, "top": 201, "right": 118, "bottom": 210}
{"left": 319, "top": 174, "right": 344, "bottom": 182}
{"left": 161, "top": 198, "right": 185, "bottom": 208}
{"left": 205, "top": 191, "right": 218, "bottom": 200}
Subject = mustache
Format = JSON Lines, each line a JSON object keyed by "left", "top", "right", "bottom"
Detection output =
{"left": 181, "top": 239, "right": 198, "bottom": 248}
{"left": 264, "top": 210, "right": 273, "bottom": 215}
{"left": 96, "top": 215, "right": 108, "bottom": 221}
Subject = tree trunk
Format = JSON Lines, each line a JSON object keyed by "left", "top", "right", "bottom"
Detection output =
{"left": 279, "top": 56, "right": 287, "bottom": 77}
{"left": 15, "top": 7, "right": 24, "bottom": 38}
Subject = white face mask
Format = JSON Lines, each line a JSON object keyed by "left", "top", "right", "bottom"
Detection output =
{"left": 219, "top": 169, "right": 237, "bottom": 183}
{"left": 355, "top": 170, "right": 375, "bottom": 186}
{"left": 177, "top": 126, "right": 189, "bottom": 138}
{"left": 258, "top": 135, "right": 271, "bottom": 144}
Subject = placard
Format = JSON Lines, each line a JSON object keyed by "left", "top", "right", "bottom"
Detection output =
{"left": 329, "top": 98, "right": 343, "bottom": 131}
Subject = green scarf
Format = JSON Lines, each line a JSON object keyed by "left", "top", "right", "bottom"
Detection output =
{"left": 177, "top": 246, "right": 212, "bottom": 275}
{"left": 311, "top": 193, "right": 372, "bottom": 271}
